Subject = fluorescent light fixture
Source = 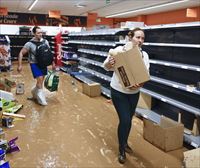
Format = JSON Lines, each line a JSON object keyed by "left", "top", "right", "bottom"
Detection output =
{"left": 106, "top": 0, "right": 189, "bottom": 18}
{"left": 75, "top": 4, "right": 86, "bottom": 8}
{"left": 28, "top": 0, "right": 39, "bottom": 11}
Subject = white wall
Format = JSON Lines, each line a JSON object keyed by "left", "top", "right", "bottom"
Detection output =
{"left": 0, "top": 25, "right": 82, "bottom": 35}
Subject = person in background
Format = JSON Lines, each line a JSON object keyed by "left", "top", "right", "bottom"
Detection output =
{"left": 103, "top": 27, "right": 150, "bottom": 164}
{"left": 17, "top": 26, "right": 55, "bottom": 106}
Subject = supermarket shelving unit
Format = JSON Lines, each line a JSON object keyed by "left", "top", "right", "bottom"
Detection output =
{"left": 63, "top": 22, "right": 200, "bottom": 147}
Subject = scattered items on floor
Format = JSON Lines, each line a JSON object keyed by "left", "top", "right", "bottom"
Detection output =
{"left": 0, "top": 90, "right": 15, "bottom": 101}
{"left": 0, "top": 128, "right": 5, "bottom": 139}
{"left": 16, "top": 83, "right": 25, "bottom": 95}
{"left": 4, "top": 78, "right": 16, "bottom": 88}
{"left": 2, "top": 117, "right": 13, "bottom": 128}
{"left": 82, "top": 82, "right": 101, "bottom": 97}
{"left": 44, "top": 70, "right": 59, "bottom": 92}
{"left": 6, "top": 137, "right": 20, "bottom": 154}
{"left": 2, "top": 113, "right": 26, "bottom": 119}
{"left": 1, "top": 98, "right": 16, "bottom": 111}
{"left": 0, "top": 140, "right": 7, "bottom": 151}
{"left": 4, "top": 104, "right": 23, "bottom": 114}
{"left": 0, "top": 148, "right": 10, "bottom": 168}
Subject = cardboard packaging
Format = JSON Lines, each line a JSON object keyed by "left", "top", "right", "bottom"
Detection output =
{"left": 183, "top": 148, "right": 200, "bottom": 168}
{"left": 82, "top": 83, "right": 101, "bottom": 97}
{"left": 0, "top": 80, "right": 11, "bottom": 92}
{"left": 113, "top": 46, "right": 150, "bottom": 88}
{"left": 138, "top": 92, "right": 152, "bottom": 109}
{"left": 143, "top": 116, "right": 184, "bottom": 152}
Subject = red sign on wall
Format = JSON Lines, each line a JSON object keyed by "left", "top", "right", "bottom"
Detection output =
{"left": 0, "top": 7, "right": 8, "bottom": 16}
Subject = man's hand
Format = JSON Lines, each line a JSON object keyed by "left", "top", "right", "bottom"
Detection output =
{"left": 0, "top": 47, "right": 8, "bottom": 56}
{"left": 17, "top": 65, "right": 22, "bottom": 73}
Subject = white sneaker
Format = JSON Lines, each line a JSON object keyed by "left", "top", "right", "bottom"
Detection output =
{"left": 36, "top": 89, "right": 48, "bottom": 106}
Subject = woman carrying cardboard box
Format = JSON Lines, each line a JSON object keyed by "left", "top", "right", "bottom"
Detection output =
{"left": 103, "top": 27, "right": 150, "bottom": 164}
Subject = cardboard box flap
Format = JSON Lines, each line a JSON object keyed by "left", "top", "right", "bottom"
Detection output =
{"left": 160, "top": 116, "right": 184, "bottom": 128}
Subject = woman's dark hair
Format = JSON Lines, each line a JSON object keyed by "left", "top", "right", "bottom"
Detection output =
{"left": 32, "top": 26, "right": 41, "bottom": 34}
{"left": 128, "top": 27, "right": 144, "bottom": 38}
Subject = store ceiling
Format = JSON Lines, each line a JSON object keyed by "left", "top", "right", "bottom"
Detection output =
{"left": 0, "top": 0, "right": 199, "bottom": 18}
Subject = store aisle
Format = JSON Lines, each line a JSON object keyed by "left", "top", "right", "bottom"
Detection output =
{"left": 4, "top": 63, "right": 185, "bottom": 168}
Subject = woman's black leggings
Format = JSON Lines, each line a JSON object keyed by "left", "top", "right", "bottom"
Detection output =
{"left": 111, "top": 87, "right": 140, "bottom": 149}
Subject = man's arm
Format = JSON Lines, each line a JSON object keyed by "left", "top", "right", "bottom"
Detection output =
{"left": 17, "top": 48, "right": 28, "bottom": 73}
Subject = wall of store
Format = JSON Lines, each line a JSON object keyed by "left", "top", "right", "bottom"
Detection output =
{"left": 87, "top": 6, "right": 200, "bottom": 28}
{"left": 145, "top": 6, "right": 200, "bottom": 25}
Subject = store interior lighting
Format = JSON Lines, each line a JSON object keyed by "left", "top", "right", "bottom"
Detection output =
{"left": 28, "top": 0, "right": 39, "bottom": 11}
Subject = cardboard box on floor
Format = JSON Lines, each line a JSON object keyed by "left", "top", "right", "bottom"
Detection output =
{"left": 82, "top": 83, "right": 101, "bottom": 97}
{"left": 114, "top": 46, "right": 150, "bottom": 88}
{"left": 143, "top": 116, "right": 184, "bottom": 152}
{"left": 0, "top": 80, "right": 11, "bottom": 92}
{"left": 137, "top": 92, "right": 152, "bottom": 109}
{"left": 183, "top": 148, "right": 200, "bottom": 168}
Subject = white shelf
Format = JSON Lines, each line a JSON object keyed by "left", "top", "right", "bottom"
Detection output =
{"left": 151, "top": 76, "right": 200, "bottom": 95}
{"left": 62, "top": 46, "right": 71, "bottom": 49}
{"left": 79, "top": 66, "right": 111, "bottom": 82}
{"left": 140, "top": 88, "right": 200, "bottom": 116}
{"left": 150, "top": 59, "right": 200, "bottom": 72}
{"left": 78, "top": 48, "right": 108, "bottom": 57}
{"left": 61, "top": 42, "right": 68, "bottom": 45}
{"left": 143, "top": 21, "right": 200, "bottom": 29}
{"left": 62, "top": 37, "right": 69, "bottom": 40}
{"left": 143, "top": 42, "right": 200, "bottom": 48}
{"left": 69, "top": 28, "right": 124, "bottom": 36}
{"left": 68, "top": 40, "right": 116, "bottom": 47}
{"left": 79, "top": 57, "right": 103, "bottom": 67}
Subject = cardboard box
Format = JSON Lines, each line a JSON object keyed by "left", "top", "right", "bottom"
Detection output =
{"left": 184, "top": 148, "right": 200, "bottom": 168}
{"left": 114, "top": 46, "right": 150, "bottom": 88}
{"left": 143, "top": 116, "right": 184, "bottom": 152}
{"left": 138, "top": 92, "right": 152, "bottom": 109}
{"left": 0, "top": 80, "right": 11, "bottom": 92}
{"left": 82, "top": 83, "right": 101, "bottom": 97}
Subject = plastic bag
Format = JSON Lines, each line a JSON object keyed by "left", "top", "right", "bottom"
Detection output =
{"left": 44, "top": 71, "right": 59, "bottom": 92}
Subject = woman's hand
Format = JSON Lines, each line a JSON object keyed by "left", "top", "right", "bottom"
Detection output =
{"left": 129, "top": 83, "right": 141, "bottom": 90}
{"left": 108, "top": 56, "right": 115, "bottom": 67}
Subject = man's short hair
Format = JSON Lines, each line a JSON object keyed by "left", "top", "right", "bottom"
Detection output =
{"left": 32, "top": 26, "right": 41, "bottom": 34}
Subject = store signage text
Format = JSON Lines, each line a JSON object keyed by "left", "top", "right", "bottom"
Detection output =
{"left": 0, "top": 14, "right": 18, "bottom": 24}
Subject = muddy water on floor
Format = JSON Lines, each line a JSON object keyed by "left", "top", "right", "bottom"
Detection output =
{"left": 3, "top": 64, "right": 185, "bottom": 168}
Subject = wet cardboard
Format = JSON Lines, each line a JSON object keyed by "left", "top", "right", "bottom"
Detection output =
{"left": 114, "top": 46, "right": 150, "bottom": 88}
{"left": 82, "top": 82, "right": 101, "bottom": 97}
{"left": 0, "top": 80, "right": 11, "bottom": 92}
{"left": 143, "top": 116, "right": 184, "bottom": 152}
{"left": 137, "top": 92, "right": 152, "bottom": 109}
{"left": 184, "top": 148, "right": 200, "bottom": 168}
